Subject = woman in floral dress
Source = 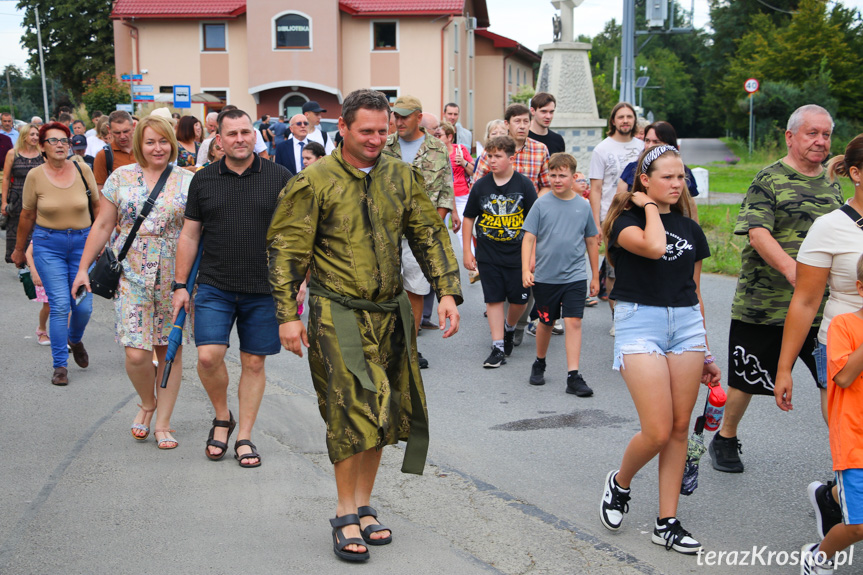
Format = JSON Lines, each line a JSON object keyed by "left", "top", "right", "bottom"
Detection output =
{"left": 2, "top": 124, "right": 43, "bottom": 262}
{"left": 73, "top": 115, "right": 193, "bottom": 449}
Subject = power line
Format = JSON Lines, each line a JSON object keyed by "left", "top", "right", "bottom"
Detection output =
{"left": 753, "top": 0, "right": 797, "bottom": 14}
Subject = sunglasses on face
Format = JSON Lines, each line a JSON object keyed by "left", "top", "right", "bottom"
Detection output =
{"left": 45, "top": 138, "right": 71, "bottom": 146}
{"left": 293, "top": 121, "right": 309, "bottom": 126}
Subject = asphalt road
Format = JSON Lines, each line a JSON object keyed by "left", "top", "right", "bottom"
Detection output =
{"left": 678, "top": 138, "right": 735, "bottom": 167}
{"left": 0, "top": 227, "right": 837, "bottom": 575}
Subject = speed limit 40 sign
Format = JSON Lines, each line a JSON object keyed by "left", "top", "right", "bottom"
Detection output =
{"left": 744, "top": 78, "right": 759, "bottom": 93}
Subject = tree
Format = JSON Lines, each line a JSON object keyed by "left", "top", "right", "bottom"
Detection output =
{"left": 17, "top": 0, "right": 115, "bottom": 100}
{"left": 81, "top": 72, "right": 129, "bottom": 115}
{"left": 509, "top": 84, "right": 535, "bottom": 105}
{"left": 722, "top": 0, "right": 863, "bottom": 136}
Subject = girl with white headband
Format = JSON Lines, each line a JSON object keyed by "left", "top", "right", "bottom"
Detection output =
{"left": 598, "top": 144, "right": 721, "bottom": 554}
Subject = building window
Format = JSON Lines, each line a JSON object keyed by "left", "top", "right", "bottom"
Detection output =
{"left": 374, "top": 89, "right": 398, "bottom": 104}
{"left": 372, "top": 21, "right": 397, "bottom": 51}
{"left": 275, "top": 12, "right": 310, "bottom": 49}
{"left": 281, "top": 94, "right": 309, "bottom": 119}
{"left": 202, "top": 23, "right": 226, "bottom": 52}
{"left": 508, "top": 64, "right": 512, "bottom": 84}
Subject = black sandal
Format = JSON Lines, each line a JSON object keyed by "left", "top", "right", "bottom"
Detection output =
{"left": 234, "top": 439, "right": 262, "bottom": 468}
{"left": 204, "top": 411, "right": 235, "bottom": 461}
{"left": 330, "top": 514, "right": 370, "bottom": 562}
{"left": 357, "top": 505, "right": 393, "bottom": 545}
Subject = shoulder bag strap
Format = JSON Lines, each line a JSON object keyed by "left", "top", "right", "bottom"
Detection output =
{"left": 117, "top": 165, "right": 173, "bottom": 262}
{"left": 104, "top": 145, "right": 114, "bottom": 174}
{"left": 72, "top": 161, "right": 95, "bottom": 224}
{"left": 840, "top": 203, "right": 863, "bottom": 229}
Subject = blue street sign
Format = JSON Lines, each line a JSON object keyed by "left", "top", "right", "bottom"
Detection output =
{"left": 173, "top": 85, "right": 191, "bottom": 109}
{"left": 116, "top": 104, "right": 133, "bottom": 112}
{"left": 132, "top": 84, "right": 154, "bottom": 93}
{"left": 132, "top": 95, "right": 154, "bottom": 102}
{"left": 120, "top": 74, "right": 144, "bottom": 82}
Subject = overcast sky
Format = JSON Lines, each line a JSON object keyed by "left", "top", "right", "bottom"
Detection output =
{"left": 0, "top": 1, "right": 861, "bottom": 69}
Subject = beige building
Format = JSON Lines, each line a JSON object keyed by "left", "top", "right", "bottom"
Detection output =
{"left": 110, "top": 0, "right": 537, "bottom": 143}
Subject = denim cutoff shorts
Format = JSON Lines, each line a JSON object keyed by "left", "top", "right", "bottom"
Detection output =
{"left": 813, "top": 341, "right": 828, "bottom": 389}
{"left": 612, "top": 301, "right": 706, "bottom": 371}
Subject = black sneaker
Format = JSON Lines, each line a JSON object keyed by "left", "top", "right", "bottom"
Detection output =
{"left": 652, "top": 518, "right": 702, "bottom": 555}
{"left": 566, "top": 372, "right": 593, "bottom": 396}
{"left": 809, "top": 481, "right": 843, "bottom": 539}
{"left": 503, "top": 330, "right": 515, "bottom": 356}
{"left": 418, "top": 352, "right": 429, "bottom": 369}
{"left": 800, "top": 543, "right": 834, "bottom": 575}
{"left": 483, "top": 347, "right": 506, "bottom": 368}
{"left": 599, "top": 470, "right": 630, "bottom": 531}
{"left": 529, "top": 360, "right": 546, "bottom": 386}
{"left": 708, "top": 434, "right": 744, "bottom": 473}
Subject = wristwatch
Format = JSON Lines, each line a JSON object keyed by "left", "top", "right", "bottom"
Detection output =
{"left": 170, "top": 281, "right": 187, "bottom": 292}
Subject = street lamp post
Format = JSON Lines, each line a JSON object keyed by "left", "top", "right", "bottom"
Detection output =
{"left": 34, "top": 4, "right": 49, "bottom": 120}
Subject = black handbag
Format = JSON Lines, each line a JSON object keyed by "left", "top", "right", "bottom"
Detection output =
{"left": 88, "top": 165, "right": 173, "bottom": 299}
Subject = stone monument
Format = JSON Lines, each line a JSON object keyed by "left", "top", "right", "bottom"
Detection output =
{"left": 537, "top": 0, "right": 606, "bottom": 170}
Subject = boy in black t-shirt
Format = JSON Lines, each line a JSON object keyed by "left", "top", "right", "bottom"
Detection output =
{"left": 463, "top": 136, "right": 538, "bottom": 368}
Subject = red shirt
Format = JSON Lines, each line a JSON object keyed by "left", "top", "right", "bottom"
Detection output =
{"left": 449, "top": 144, "right": 473, "bottom": 197}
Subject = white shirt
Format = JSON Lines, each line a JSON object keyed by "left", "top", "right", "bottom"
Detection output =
{"left": 85, "top": 136, "right": 108, "bottom": 159}
{"left": 307, "top": 126, "right": 335, "bottom": 154}
{"left": 797, "top": 206, "right": 863, "bottom": 344}
{"left": 84, "top": 128, "right": 97, "bottom": 139}
{"left": 289, "top": 136, "right": 309, "bottom": 174}
{"left": 588, "top": 137, "right": 644, "bottom": 220}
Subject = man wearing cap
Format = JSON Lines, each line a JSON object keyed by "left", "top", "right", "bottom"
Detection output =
{"left": 303, "top": 101, "right": 335, "bottom": 155}
{"left": 275, "top": 113, "right": 311, "bottom": 174}
{"left": 383, "top": 95, "right": 456, "bottom": 369}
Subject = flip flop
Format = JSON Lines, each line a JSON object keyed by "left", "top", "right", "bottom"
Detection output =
{"left": 131, "top": 403, "right": 156, "bottom": 441}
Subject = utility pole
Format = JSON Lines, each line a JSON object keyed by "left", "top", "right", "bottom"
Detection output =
{"left": 34, "top": 4, "right": 49, "bottom": 120}
{"left": 5, "top": 67, "right": 13, "bottom": 113}
{"left": 620, "top": 0, "right": 636, "bottom": 105}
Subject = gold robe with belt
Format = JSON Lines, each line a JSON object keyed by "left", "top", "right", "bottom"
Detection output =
{"left": 267, "top": 146, "right": 462, "bottom": 471}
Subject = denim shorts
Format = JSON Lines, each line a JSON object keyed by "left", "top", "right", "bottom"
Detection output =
{"left": 193, "top": 283, "right": 280, "bottom": 356}
{"left": 813, "top": 341, "right": 828, "bottom": 389}
{"left": 836, "top": 469, "right": 863, "bottom": 525}
{"left": 612, "top": 301, "right": 706, "bottom": 371}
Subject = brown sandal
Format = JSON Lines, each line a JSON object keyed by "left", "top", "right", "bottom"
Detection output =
{"left": 205, "top": 411, "right": 235, "bottom": 460}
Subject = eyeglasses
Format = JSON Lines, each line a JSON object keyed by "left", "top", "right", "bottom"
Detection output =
{"left": 575, "top": 178, "right": 589, "bottom": 184}
{"left": 293, "top": 121, "right": 309, "bottom": 126}
{"left": 45, "top": 138, "right": 71, "bottom": 146}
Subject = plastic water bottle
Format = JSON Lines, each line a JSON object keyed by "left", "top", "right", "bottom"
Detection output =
{"left": 703, "top": 385, "right": 727, "bottom": 432}
{"left": 19, "top": 268, "right": 36, "bottom": 300}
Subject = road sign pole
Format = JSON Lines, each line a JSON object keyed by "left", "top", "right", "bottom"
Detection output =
{"left": 748, "top": 94, "right": 754, "bottom": 157}
{"left": 129, "top": 71, "right": 134, "bottom": 112}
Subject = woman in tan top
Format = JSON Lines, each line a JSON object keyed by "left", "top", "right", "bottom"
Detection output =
{"left": 11, "top": 122, "right": 100, "bottom": 385}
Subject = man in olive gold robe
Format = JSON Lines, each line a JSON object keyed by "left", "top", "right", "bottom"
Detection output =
{"left": 267, "top": 89, "right": 462, "bottom": 561}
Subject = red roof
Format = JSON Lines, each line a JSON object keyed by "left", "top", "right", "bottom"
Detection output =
{"left": 111, "top": 0, "right": 246, "bottom": 20}
{"left": 475, "top": 29, "right": 540, "bottom": 61}
{"left": 339, "top": 0, "right": 464, "bottom": 17}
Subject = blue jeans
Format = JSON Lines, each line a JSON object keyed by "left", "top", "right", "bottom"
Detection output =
{"left": 193, "top": 283, "right": 280, "bottom": 356}
{"left": 32, "top": 225, "right": 93, "bottom": 368}
{"left": 612, "top": 302, "right": 706, "bottom": 371}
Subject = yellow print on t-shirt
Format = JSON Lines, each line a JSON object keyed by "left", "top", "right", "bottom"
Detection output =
{"left": 477, "top": 193, "right": 526, "bottom": 242}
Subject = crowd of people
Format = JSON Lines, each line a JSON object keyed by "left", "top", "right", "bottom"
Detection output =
{"left": 2, "top": 91, "right": 862, "bottom": 573}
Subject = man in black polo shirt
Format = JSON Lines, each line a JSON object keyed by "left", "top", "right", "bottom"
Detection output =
{"left": 172, "top": 109, "right": 293, "bottom": 468}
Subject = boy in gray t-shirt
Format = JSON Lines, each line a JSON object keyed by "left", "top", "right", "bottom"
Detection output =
{"left": 522, "top": 153, "right": 599, "bottom": 396}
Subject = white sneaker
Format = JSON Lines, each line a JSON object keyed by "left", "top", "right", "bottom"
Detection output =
{"left": 552, "top": 319, "right": 564, "bottom": 335}
{"left": 609, "top": 324, "right": 615, "bottom": 337}
{"left": 599, "top": 470, "right": 630, "bottom": 531}
{"left": 652, "top": 518, "right": 701, "bottom": 555}
{"left": 801, "top": 543, "right": 834, "bottom": 575}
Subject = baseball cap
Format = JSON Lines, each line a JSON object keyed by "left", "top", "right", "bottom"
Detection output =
{"left": 70, "top": 135, "right": 87, "bottom": 150}
{"left": 392, "top": 95, "right": 422, "bottom": 116}
{"left": 302, "top": 101, "right": 326, "bottom": 114}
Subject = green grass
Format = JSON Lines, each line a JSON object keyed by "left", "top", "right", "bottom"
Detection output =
{"left": 694, "top": 137, "right": 856, "bottom": 199}
{"left": 698, "top": 203, "right": 746, "bottom": 276}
